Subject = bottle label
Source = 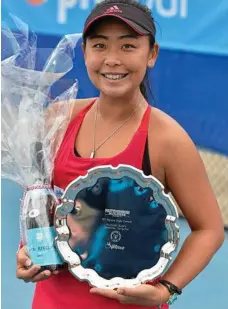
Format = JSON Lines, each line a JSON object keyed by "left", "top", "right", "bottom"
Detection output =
{"left": 27, "top": 226, "right": 63, "bottom": 266}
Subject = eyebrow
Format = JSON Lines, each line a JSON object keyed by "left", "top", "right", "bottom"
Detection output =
{"left": 89, "top": 34, "right": 139, "bottom": 40}
{"left": 119, "top": 34, "right": 139, "bottom": 39}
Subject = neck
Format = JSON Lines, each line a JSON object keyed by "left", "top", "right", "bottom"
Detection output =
{"left": 97, "top": 90, "right": 147, "bottom": 122}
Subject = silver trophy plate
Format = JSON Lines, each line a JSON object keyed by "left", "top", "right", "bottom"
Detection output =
{"left": 55, "top": 164, "right": 179, "bottom": 289}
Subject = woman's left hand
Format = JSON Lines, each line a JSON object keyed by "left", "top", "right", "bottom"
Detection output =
{"left": 90, "top": 283, "right": 170, "bottom": 306}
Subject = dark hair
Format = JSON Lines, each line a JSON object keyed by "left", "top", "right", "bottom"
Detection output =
{"left": 84, "top": 0, "right": 156, "bottom": 101}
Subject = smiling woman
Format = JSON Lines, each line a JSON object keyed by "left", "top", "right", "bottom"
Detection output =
{"left": 82, "top": 2, "right": 157, "bottom": 101}
{"left": 82, "top": 19, "right": 158, "bottom": 100}
{"left": 16, "top": 0, "right": 224, "bottom": 309}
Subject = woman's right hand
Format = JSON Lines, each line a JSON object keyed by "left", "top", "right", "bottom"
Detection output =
{"left": 16, "top": 246, "right": 54, "bottom": 283}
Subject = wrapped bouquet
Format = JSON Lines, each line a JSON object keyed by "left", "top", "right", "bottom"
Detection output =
{"left": 1, "top": 15, "right": 80, "bottom": 271}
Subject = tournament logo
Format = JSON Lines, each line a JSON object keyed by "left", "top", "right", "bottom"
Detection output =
{"left": 110, "top": 230, "right": 122, "bottom": 243}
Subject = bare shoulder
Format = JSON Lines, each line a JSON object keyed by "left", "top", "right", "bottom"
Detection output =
{"left": 147, "top": 106, "right": 202, "bottom": 190}
{"left": 149, "top": 106, "right": 201, "bottom": 178}
{"left": 148, "top": 106, "right": 195, "bottom": 153}
{"left": 149, "top": 107, "right": 189, "bottom": 139}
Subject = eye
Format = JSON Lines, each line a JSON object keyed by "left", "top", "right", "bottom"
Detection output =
{"left": 93, "top": 43, "right": 105, "bottom": 49}
{"left": 122, "top": 44, "right": 136, "bottom": 50}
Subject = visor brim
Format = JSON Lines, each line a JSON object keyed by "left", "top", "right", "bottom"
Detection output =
{"left": 83, "top": 14, "right": 150, "bottom": 38}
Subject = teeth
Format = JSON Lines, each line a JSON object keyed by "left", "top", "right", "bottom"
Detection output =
{"left": 103, "top": 74, "right": 126, "bottom": 80}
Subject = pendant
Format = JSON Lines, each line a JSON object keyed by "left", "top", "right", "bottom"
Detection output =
{"left": 90, "top": 151, "right": 95, "bottom": 159}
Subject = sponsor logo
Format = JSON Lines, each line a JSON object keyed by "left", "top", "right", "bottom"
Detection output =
{"left": 104, "top": 5, "right": 122, "bottom": 14}
{"left": 24, "top": 0, "right": 188, "bottom": 26}
{"left": 26, "top": 0, "right": 47, "bottom": 6}
{"left": 147, "top": 0, "right": 188, "bottom": 18}
{"left": 105, "top": 242, "right": 125, "bottom": 250}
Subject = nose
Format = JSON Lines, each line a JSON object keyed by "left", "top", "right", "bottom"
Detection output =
{"left": 104, "top": 58, "right": 121, "bottom": 66}
{"left": 104, "top": 50, "right": 121, "bottom": 67}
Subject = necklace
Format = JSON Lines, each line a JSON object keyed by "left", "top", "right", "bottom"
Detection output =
{"left": 90, "top": 100, "right": 142, "bottom": 159}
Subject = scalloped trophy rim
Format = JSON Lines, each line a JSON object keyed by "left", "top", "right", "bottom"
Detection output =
{"left": 54, "top": 164, "right": 180, "bottom": 289}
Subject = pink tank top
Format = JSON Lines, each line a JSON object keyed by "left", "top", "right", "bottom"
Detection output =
{"left": 32, "top": 99, "right": 168, "bottom": 309}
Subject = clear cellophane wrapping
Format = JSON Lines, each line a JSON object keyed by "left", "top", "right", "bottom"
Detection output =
{"left": 1, "top": 15, "right": 81, "bottom": 266}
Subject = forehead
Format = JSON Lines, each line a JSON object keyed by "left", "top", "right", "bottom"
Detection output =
{"left": 88, "top": 17, "right": 139, "bottom": 36}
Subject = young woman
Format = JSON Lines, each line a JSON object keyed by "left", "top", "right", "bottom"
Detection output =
{"left": 16, "top": 1, "right": 224, "bottom": 308}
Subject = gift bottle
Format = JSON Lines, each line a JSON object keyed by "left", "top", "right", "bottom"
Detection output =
{"left": 24, "top": 186, "right": 64, "bottom": 271}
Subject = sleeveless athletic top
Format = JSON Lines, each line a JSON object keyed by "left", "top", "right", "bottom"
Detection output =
{"left": 32, "top": 99, "right": 168, "bottom": 309}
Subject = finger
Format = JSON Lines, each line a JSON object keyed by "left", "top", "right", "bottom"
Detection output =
{"left": 23, "top": 246, "right": 30, "bottom": 257}
{"left": 17, "top": 264, "right": 41, "bottom": 281}
{"left": 31, "top": 270, "right": 52, "bottom": 283}
{"left": 90, "top": 288, "right": 139, "bottom": 305}
{"left": 90, "top": 288, "right": 120, "bottom": 300}
{"left": 17, "top": 248, "right": 32, "bottom": 267}
{"left": 117, "top": 285, "right": 154, "bottom": 298}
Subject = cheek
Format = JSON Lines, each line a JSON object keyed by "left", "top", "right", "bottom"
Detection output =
{"left": 85, "top": 53, "right": 102, "bottom": 72}
{"left": 125, "top": 57, "right": 148, "bottom": 82}
{"left": 124, "top": 52, "right": 148, "bottom": 72}
{"left": 84, "top": 54, "right": 103, "bottom": 87}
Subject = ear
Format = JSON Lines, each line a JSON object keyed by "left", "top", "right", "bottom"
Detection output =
{"left": 81, "top": 42, "right": 85, "bottom": 54}
{"left": 81, "top": 42, "right": 87, "bottom": 66}
{"left": 147, "top": 43, "right": 159, "bottom": 68}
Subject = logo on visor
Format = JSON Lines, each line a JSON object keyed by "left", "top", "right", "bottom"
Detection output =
{"left": 104, "top": 5, "right": 122, "bottom": 14}
{"left": 26, "top": 0, "right": 47, "bottom": 6}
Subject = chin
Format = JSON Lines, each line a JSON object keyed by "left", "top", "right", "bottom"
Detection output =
{"left": 100, "top": 86, "right": 133, "bottom": 99}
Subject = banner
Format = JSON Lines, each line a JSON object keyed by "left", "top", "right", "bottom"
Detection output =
{"left": 2, "top": 0, "right": 228, "bottom": 56}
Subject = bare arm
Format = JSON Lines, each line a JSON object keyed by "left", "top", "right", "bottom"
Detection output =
{"left": 161, "top": 124, "right": 224, "bottom": 288}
